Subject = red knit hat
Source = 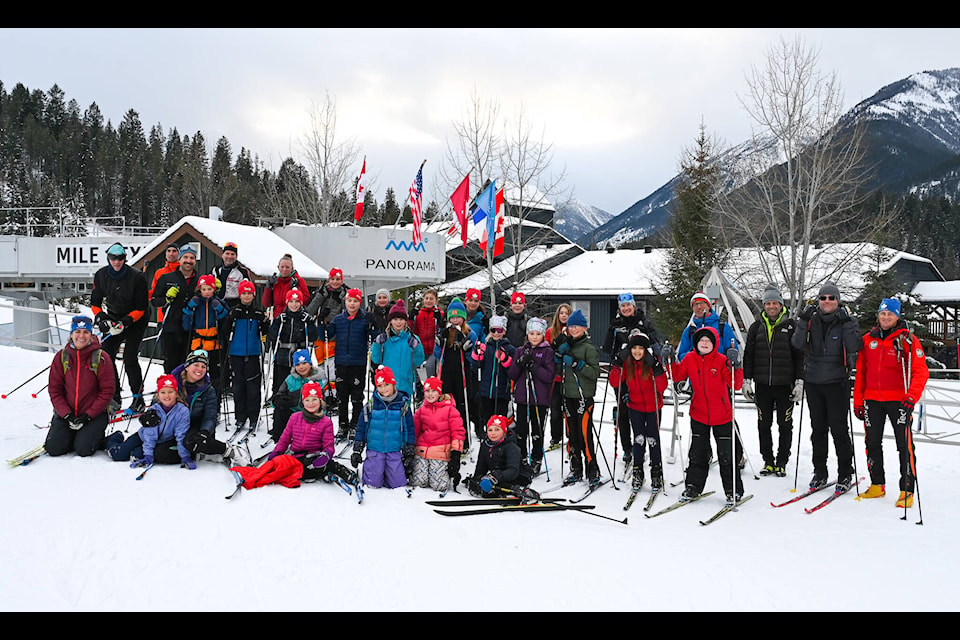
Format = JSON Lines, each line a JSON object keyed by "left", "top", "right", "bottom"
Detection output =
{"left": 198, "top": 274, "right": 216, "bottom": 289}
{"left": 156, "top": 374, "right": 178, "bottom": 393}
{"left": 238, "top": 280, "right": 256, "bottom": 295}
{"left": 286, "top": 289, "right": 304, "bottom": 304}
{"left": 373, "top": 365, "right": 396, "bottom": 386}
{"left": 423, "top": 377, "right": 443, "bottom": 394}
{"left": 487, "top": 415, "right": 509, "bottom": 431}
{"left": 301, "top": 382, "right": 324, "bottom": 401}
{"left": 328, "top": 268, "right": 343, "bottom": 280}
{"left": 466, "top": 288, "right": 481, "bottom": 301}
{"left": 511, "top": 292, "right": 525, "bottom": 305}
{"left": 346, "top": 288, "right": 363, "bottom": 301}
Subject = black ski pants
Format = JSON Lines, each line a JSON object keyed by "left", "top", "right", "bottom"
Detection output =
{"left": 755, "top": 382, "right": 794, "bottom": 467}
{"left": 864, "top": 399, "right": 917, "bottom": 492}
{"left": 805, "top": 382, "right": 854, "bottom": 480}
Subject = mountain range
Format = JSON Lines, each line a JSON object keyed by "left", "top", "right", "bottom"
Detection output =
{"left": 559, "top": 67, "right": 960, "bottom": 248}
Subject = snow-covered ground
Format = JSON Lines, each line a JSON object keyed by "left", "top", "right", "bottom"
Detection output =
{"left": 1, "top": 342, "right": 957, "bottom": 612}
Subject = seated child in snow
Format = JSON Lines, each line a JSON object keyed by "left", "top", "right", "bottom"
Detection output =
{"left": 269, "top": 348, "right": 326, "bottom": 442}
{"left": 105, "top": 374, "right": 192, "bottom": 467}
{"left": 350, "top": 365, "right": 415, "bottom": 489}
{"left": 466, "top": 415, "right": 537, "bottom": 500}
{"left": 268, "top": 381, "right": 356, "bottom": 484}
{"left": 411, "top": 377, "right": 465, "bottom": 492}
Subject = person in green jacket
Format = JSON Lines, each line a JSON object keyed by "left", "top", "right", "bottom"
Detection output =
{"left": 554, "top": 309, "right": 602, "bottom": 485}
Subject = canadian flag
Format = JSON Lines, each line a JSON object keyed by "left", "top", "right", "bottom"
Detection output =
{"left": 481, "top": 188, "right": 505, "bottom": 257}
{"left": 354, "top": 158, "right": 367, "bottom": 222}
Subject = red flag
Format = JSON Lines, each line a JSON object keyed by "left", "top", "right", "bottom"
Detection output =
{"left": 450, "top": 174, "right": 470, "bottom": 248}
{"left": 409, "top": 161, "right": 425, "bottom": 245}
{"left": 354, "top": 158, "right": 367, "bottom": 222}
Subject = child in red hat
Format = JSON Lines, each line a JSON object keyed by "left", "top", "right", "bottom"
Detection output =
{"left": 351, "top": 366, "right": 416, "bottom": 489}
{"left": 181, "top": 274, "right": 229, "bottom": 392}
{"left": 412, "top": 377, "right": 466, "bottom": 492}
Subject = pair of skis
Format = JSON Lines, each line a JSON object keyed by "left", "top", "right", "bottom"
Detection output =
{"left": 770, "top": 477, "right": 864, "bottom": 513}
{"left": 7, "top": 444, "right": 46, "bottom": 467}
{"left": 643, "top": 491, "right": 756, "bottom": 526}
{"left": 428, "top": 496, "right": 587, "bottom": 517}
{"left": 624, "top": 486, "right": 663, "bottom": 512}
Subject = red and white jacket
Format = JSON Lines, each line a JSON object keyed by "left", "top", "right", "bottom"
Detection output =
{"left": 413, "top": 394, "right": 465, "bottom": 461}
{"left": 853, "top": 324, "right": 929, "bottom": 407}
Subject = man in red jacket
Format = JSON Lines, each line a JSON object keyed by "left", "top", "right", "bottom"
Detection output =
{"left": 45, "top": 316, "right": 117, "bottom": 457}
{"left": 853, "top": 297, "right": 928, "bottom": 508}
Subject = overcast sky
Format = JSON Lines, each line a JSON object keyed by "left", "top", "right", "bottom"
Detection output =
{"left": 2, "top": 28, "right": 959, "bottom": 216}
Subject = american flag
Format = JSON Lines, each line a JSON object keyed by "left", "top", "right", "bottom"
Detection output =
{"left": 409, "top": 162, "right": 425, "bottom": 246}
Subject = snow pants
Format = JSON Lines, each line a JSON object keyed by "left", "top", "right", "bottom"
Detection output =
{"left": 864, "top": 399, "right": 917, "bottom": 492}
{"left": 684, "top": 420, "right": 743, "bottom": 496}
{"left": 805, "top": 382, "right": 854, "bottom": 479}
{"left": 755, "top": 382, "right": 794, "bottom": 467}
{"left": 627, "top": 408, "right": 662, "bottom": 468}
{"left": 45, "top": 413, "right": 109, "bottom": 458}
{"left": 231, "top": 354, "right": 262, "bottom": 429}
{"left": 361, "top": 450, "right": 407, "bottom": 488}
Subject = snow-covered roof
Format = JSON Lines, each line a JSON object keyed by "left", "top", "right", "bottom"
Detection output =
{"left": 911, "top": 280, "right": 960, "bottom": 303}
{"left": 133, "top": 216, "right": 329, "bottom": 280}
{"left": 436, "top": 242, "right": 580, "bottom": 296}
{"left": 515, "top": 248, "right": 669, "bottom": 297}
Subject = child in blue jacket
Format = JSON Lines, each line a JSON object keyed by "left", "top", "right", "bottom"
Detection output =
{"left": 106, "top": 373, "right": 192, "bottom": 466}
{"left": 226, "top": 280, "right": 269, "bottom": 431}
{"left": 350, "top": 365, "right": 416, "bottom": 489}
{"left": 181, "top": 274, "right": 229, "bottom": 393}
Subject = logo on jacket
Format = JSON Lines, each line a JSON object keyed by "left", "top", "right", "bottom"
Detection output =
{"left": 869, "top": 340, "right": 879, "bottom": 349}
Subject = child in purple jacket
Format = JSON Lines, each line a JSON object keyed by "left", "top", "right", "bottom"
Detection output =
{"left": 269, "top": 382, "right": 355, "bottom": 484}
{"left": 507, "top": 317, "right": 556, "bottom": 475}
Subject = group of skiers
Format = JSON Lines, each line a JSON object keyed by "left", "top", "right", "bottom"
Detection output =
{"left": 40, "top": 244, "right": 927, "bottom": 509}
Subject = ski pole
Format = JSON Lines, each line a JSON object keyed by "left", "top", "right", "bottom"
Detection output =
{"left": 2, "top": 365, "right": 49, "bottom": 399}
{"left": 572, "top": 368, "right": 619, "bottom": 490}
{"left": 899, "top": 344, "right": 922, "bottom": 524}
{"left": 791, "top": 383, "right": 806, "bottom": 492}
{"left": 31, "top": 382, "right": 50, "bottom": 398}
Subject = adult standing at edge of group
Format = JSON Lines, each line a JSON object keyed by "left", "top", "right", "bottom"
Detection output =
{"left": 791, "top": 281, "right": 861, "bottom": 494}
{"left": 853, "top": 297, "right": 929, "bottom": 508}
{"left": 45, "top": 316, "right": 117, "bottom": 458}
{"left": 91, "top": 242, "right": 150, "bottom": 414}
{"left": 151, "top": 244, "right": 201, "bottom": 374}
{"left": 742, "top": 283, "right": 805, "bottom": 477}
{"left": 262, "top": 253, "right": 310, "bottom": 321}
{"left": 148, "top": 242, "right": 180, "bottom": 324}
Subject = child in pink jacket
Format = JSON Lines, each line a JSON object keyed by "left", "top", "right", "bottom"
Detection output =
{"left": 411, "top": 377, "right": 466, "bottom": 492}
{"left": 268, "top": 382, "right": 355, "bottom": 484}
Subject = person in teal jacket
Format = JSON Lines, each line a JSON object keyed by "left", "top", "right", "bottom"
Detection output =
{"left": 370, "top": 300, "right": 426, "bottom": 400}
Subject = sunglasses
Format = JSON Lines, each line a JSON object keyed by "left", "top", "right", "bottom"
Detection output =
{"left": 819, "top": 295, "right": 837, "bottom": 301}
{"left": 490, "top": 328, "right": 505, "bottom": 333}
{"left": 108, "top": 254, "right": 126, "bottom": 261}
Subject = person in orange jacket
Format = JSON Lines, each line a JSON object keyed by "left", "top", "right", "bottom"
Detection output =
{"left": 665, "top": 325, "right": 744, "bottom": 504}
{"left": 853, "top": 298, "right": 929, "bottom": 508}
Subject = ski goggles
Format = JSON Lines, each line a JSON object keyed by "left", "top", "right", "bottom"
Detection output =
{"left": 618, "top": 293, "right": 635, "bottom": 305}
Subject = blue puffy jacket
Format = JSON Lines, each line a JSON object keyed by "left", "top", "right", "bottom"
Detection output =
{"left": 322, "top": 309, "right": 376, "bottom": 366}
{"left": 370, "top": 328, "right": 425, "bottom": 397}
{"left": 139, "top": 402, "right": 192, "bottom": 461}
{"left": 355, "top": 390, "right": 415, "bottom": 454}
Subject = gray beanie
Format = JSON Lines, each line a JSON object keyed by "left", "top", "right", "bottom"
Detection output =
{"left": 376, "top": 288, "right": 391, "bottom": 299}
{"left": 818, "top": 281, "right": 841, "bottom": 301}
{"left": 762, "top": 283, "right": 784, "bottom": 305}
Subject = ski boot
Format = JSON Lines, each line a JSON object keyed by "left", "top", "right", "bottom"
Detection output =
{"left": 225, "top": 442, "right": 252, "bottom": 467}
{"left": 632, "top": 465, "right": 644, "bottom": 491}
{"left": 650, "top": 465, "right": 664, "bottom": 491}
{"left": 895, "top": 491, "right": 914, "bottom": 508}
{"left": 862, "top": 484, "right": 886, "bottom": 499}
{"left": 760, "top": 462, "right": 777, "bottom": 476}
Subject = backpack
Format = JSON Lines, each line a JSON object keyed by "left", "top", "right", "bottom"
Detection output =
{"left": 62, "top": 348, "right": 104, "bottom": 376}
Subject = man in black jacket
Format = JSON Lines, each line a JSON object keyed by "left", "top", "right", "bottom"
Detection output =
{"left": 742, "top": 283, "right": 804, "bottom": 477}
{"left": 91, "top": 242, "right": 150, "bottom": 414}
{"left": 151, "top": 244, "right": 201, "bottom": 373}
{"left": 791, "top": 281, "right": 861, "bottom": 493}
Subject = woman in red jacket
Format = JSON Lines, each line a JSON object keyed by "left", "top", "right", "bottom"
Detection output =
{"left": 666, "top": 326, "right": 744, "bottom": 504}
{"left": 609, "top": 332, "right": 667, "bottom": 492}
{"left": 852, "top": 298, "right": 928, "bottom": 508}
{"left": 411, "top": 377, "right": 465, "bottom": 492}
{"left": 45, "top": 315, "right": 117, "bottom": 457}
{"left": 262, "top": 254, "right": 310, "bottom": 320}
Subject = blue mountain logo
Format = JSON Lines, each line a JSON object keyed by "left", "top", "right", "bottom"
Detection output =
{"left": 384, "top": 237, "right": 428, "bottom": 252}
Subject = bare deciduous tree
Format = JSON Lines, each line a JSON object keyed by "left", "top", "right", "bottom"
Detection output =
{"left": 715, "top": 35, "right": 891, "bottom": 314}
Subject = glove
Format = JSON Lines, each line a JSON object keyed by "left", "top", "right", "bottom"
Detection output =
{"left": 94, "top": 312, "right": 111, "bottom": 334}
{"left": 557, "top": 342, "right": 571, "bottom": 356}
{"left": 130, "top": 455, "right": 154, "bottom": 468}
{"left": 562, "top": 354, "right": 584, "bottom": 371}
{"left": 617, "top": 388, "right": 629, "bottom": 404}
{"left": 660, "top": 344, "right": 675, "bottom": 362}
{"left": 789, "top": 379, "right": 804, "bottom": 403}
{"left": 517, "top": 351, "right": 534, "bottom": 370}
{"left": 479, "top": 473, "right": 498, "bottom": 494}
{"left": 741, "top": 379, "right": 754, "bottom": 402}
{"left": 471, "top": 342, "right": 487, "bottom": 361}
{"left": 214, "top": 277, "right": 222, "bottom": 290}
{"left": 139, "top": 411, "right": 161, "bottom": 428}
{"left": 495, "top": 349, "right": 512, "bottom": 366}
{"left": 350, "top": 442, "right": 364, "bottom": 468}
{"left": 900, "top": 396, "right": 916, "bottom": 414}
{"left": 642, "top": 351, "right": 655, "bottom": 368}
{"left": 854, "top": 405, "right": 866, "bottom": 421}
{"left": 798, "top": 303, "right": 816, "bottom": 321}
{"left": 108, "top": 320, "right": 125, "bottom": 336}
{"left": 725, "top": 347, "right": 740, "bottom": 368}
{"left": 69, "top": 414, "right": 91, "bottom": 430}
{"left": 836, "top": 306, "right": 850, "bottom": 321}
{"left": 447, "top": 450, "right": 461, "bottom": 479}
{"left": 266, "top": 451, "right": 278, "bottom": 461}
{"left": 676, "top": 380, "right": 691, "bottom": 395}
{"left": 62, "top": 411, "right": 76, "bottom": 424}
{"left": 181, "top": 457, "right": 197, "bottom": 470}
{"left": 306, "top": 452, "right": 330, "bottom": 470}
{"left": 165, "top": 285, "right": 179, "bottom": 302}
{"left": 401, "top": 444, "right": 416, "bottom": 475}
{"left": 267, "top": 275, "right": 279, "bottom": 287}
{"left": 461, "top": 340, "right": 473, "bottom": 352}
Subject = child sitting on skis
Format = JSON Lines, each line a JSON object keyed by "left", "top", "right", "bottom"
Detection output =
{"left": 411, "top": 377, "right": 466, "bottom": 493}
{"left": 267, "top": 381, "right": 356, "bottom": 484}
{"left": 106, "top": 374, "right": 192, "bottom": 467}
{"left": 466, "top": 415, "right": 537, "bottom": 501}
